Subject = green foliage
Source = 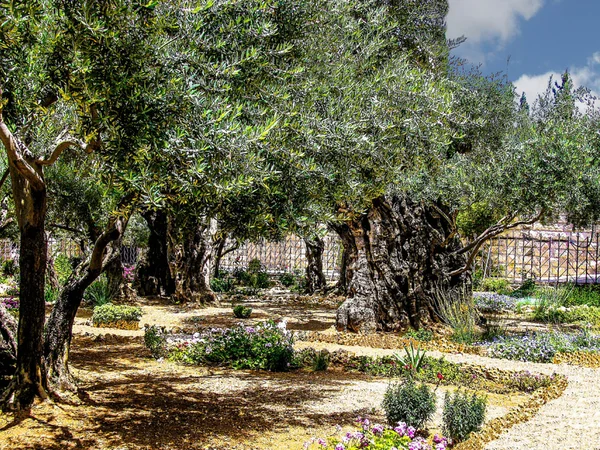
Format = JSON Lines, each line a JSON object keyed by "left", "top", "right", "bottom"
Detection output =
{"left": 54, "top": 254, "right": 72, "bottom": 286}
{"left": 456, "top": 202, "right": 498, "bottom": 238}
{"left": 393, "top": 343, "right": 427, "bottom": 378}
{"left": 505, "top": 371, "right": 556, "bottom": 393}
{"left": 171, "top": 320, "right": 294, "bottom": 372}
{"left": 84, "top": 278, "right": 113, "bottom": 307}
{"left": 434, "top": 286, "right": 478, "bottom": 344}
{"left": 561, "top": 284, "right": 600, "bottom": 307}
{"left": 92, "top": 304, "right": 143, "bottom": 325}
{"left": 534, "top": 304, "right": 600, "bottom": 326}
{"left": 311, "top": 350, "right": 330, "bottom": 372}
{"left": 510, "top": 278, "right": 537, "bottom": 298}
{"left": 405, "top": 328, "right": 434, "bottom": 342}
{"left": 1, "top": 260, "right": 17, "bottom": 277}
{"left": 480, "top": 278, "right": 512, "bottom": 295}
{"left": 442, "top": 391, "right": 487, "bottom": 442}
{"left": 382, "top": 378, "right": 436, "bottom": 429}
{"left": 210, "top": 276, "right": 234, "bottom": 293}
{"left": 279, "top": 272, "right": 296, "bottom": 288}
{"left": 144, "top": 325, "right": 167, "bottom": 358}
{"left": 44, "top": 287, "right": 60, "bottom": 304}
{"left": 232, "top": 305, "right": 252, "bottom": 319}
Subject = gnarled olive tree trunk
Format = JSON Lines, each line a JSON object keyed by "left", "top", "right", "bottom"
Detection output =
{"left": 0, "top": 304, "right": 17, "bottom": 384}
{"left": 333, "top": 196, "right": 469, "bottom": 333}
{"left": 171, "top": 219, "right": 217, "bottom": 304}
{"left": 304, "top": 236, "right": 327, "bottom": 294}
{"left": 134, "top": 209, "right": 174, "bottom": 297}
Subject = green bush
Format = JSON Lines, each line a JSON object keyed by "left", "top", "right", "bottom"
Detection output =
{"left": 510, "top": 278, "right": 537, "bottom": 298}
{"left": 144, "top": 325, "right": 167, "bottom": 358}
{"left": 232, "top": 304, "right": 252, "bottom": 318}
{"left": 382, "top": 378, "right": 436, "bottom": 429}
{"left": 442, "top": 390, "right": 487, "bottom": 442}
{"left": 279, "top": 272, "right": 296, "bottom": 287}
{"left": 1, "top": 259, "right": 17, "bottom": 277}
{"left": 311, "top": 349, "right": 330, "bottom": 371}
{"left": 172, "top": 320, "right": 294, "bottom": 371}
{"left": 54, "top": 254, "right": 73, "bottom": 286}
{"left": 535, "top": 304, "right": 600, "bottom": 326}
{"left": 92, "top": 304, "right": 143, "bottom": 325}
{"left": 480, "top": 278, "right": 512, "bottom": 295}
{"left": 211, "top": 276, "right": 234, "bottom": 293}
{"left": 84, "top": 278, "right": 113, "bottom": 307}
{"left": 405, "top": 328, "right": 434, "bottom": 342}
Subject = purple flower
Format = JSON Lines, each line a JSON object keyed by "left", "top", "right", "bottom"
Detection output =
{"left": 335, "top": 445, "right": 345, "bottom": 450}
{"left": 406, "top": 426, "right": 416, "bottom": 439}
{"left": 317, "top": 438, "right": 326, "bottom": 447}
{"left": 371, "top": 424, "right": 384, "bottom": 435}
{"left": 394, "top": 422, "right": 407, "bottom": 436}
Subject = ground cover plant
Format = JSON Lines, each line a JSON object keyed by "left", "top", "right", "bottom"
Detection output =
{"left": 92, "top": 304, "right": 143, "bottom": 328}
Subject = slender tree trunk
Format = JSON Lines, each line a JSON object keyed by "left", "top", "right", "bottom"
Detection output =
{"left": 105, "top": 242, "right": 124, "bottom": 299}
{"left": 172, "top": 220, "right": 217, "bottom": 304}
{"left": 304, "top": 236, "right": 327, "bottom": 294}
{"left": 44, "top": 219, "right": 125, "bottom": 392}
{"left": 46, "top": 251, "right": 60, "bottom": 292}
{"left": 333, "top": 196, "right": 470, "bottom": 333}
{"left": 329, "top": 223, "right": 355, "bottom": 296}
{"left": 212, "top": 237, "right": 226, "bottom": 279}
{"left": 134, "top": 209, "right": 174, "bottom": 297}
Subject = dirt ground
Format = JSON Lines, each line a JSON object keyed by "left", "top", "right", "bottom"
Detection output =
{"left": 0, "top": 294, "right": 532, "bottom": 449}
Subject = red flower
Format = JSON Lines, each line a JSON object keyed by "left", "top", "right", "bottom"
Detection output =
{"left": 437, "top": 372, "right": 444, "bottom": 381}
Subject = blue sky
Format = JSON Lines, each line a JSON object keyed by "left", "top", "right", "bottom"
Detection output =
{"left": 447, "top": 0, "right": 600, "bottom": 102}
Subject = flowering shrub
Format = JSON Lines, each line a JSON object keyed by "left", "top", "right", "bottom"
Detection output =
{"left": 169, "top": 320, "right": 294, "bottom": 371}
{"left": 144, "top": 325, "right": 167, "bottom": 358}
{"left": 473, "top": 292, "right": 517, "bottom": 313}
{"left": 505, "top": 370, "right": 556, "bottom": 393}
{"left": 0, "top": 296, "right": 18, "bottom": 310}
{"left": 486, "top": 330, "right": 600, "bottom": 362}
{"left": 304, "top": 419, "right": 450, "bottom": 450}
{"left": 123, "top": 265, "right": 135, "bottom": 283}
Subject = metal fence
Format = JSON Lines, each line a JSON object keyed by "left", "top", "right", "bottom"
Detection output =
{"left": 220, "top": 234, "right": 342, "bottom": 280}
{"left": 474, "top": 229, "right": 600, "bottom": 285}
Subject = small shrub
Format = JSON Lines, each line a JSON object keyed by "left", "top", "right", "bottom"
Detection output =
{"left": 2, "top": 259, "right": 17, "bottom": 277}
{"left": 382, "top": 378, "right": 436, "bottom": 429}
{"left": 442, "top": 390, "right": 487, "bottom": 442}
{"left": 232, "top": 304, "right": 252, "bottom": 318}
{"left": 434, "top": 285, "right": 478, "bottom": 344}
{"left": 510, "top": 278, "right": 537, "bottom": 298}
{"left": 505, "top": 371, "right": 555, "bottom": 393}
{"left": 211, "top": 276, "right": 234, "bottom": 293}
{"left": 480, "top": 278, "right": 512, "bottom": 295}
{"left": 405, "top": 328, "right": 434, "bottom": 342}
{"left": 144, "top": 325, "right": 167, "bottom": 358}
{"left": 311, "top": 349, "right": 330, "bottom": 371}
{"left": 54, "top": 254, "right": 72, "bottom": 286}
{"left": 84, "top": 278, "right": 113, "bottom": 307}
{"left": 92, "top": 304, "right": 143, "bottom": 326}
{"left": 473, "top": 292, "right": 517, "bottom": 314}
{"left": 279, "top": 272, "right": 296, "bottom": 287}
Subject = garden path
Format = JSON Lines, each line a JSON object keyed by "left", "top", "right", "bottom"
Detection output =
{"left": 295, "top": 341, "right": 600, "bottom": 450}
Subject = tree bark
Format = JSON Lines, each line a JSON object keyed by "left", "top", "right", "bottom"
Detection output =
{"left": 0, "top": 303, "right": 17, "bottom": 382}
{"left": 171, "top": 220, "right": 217, "bottom": 304}
{"left": 134, "top": 209, "right": 174, "bottom": 297}
{"left": 329, "top": 222, "right": 355, "bottom": 296}
{"left": 304, "top": 236, "right": 327, "bottom": 294}
{"left": 44, "top": 218, "right": 125, "bottom": 391}
{"left": 333, "top": 196, "right": 470, "bottom": 333}
{"left": 105, "top": 242, "right": 124, "bottom": 299}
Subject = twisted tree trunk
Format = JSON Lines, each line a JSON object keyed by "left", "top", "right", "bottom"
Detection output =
{"left": 304, "top": 236, "right": 326, "bottom": 294}
{"left": 134, "top": 209, "right": 174, "bottom": 297}
{"left": 44, "top": 218, "right": 126, "bottom": 391}
{"left": 0, "top": 303, "right": 17, "bottom": 385}
{"left": 171, "top": 220, "right": 217, "bottom": 304}
{"left": 333, "top": 196, "right": 470, "bottom": 333}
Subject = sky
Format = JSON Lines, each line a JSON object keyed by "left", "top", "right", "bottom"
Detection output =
{"left": 446, "top": 0, "right": 600, "bottom": 103}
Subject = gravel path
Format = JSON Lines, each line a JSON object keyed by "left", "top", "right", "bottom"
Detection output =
{"left": 295, "top": 341, "right": 600, "bottom": 450}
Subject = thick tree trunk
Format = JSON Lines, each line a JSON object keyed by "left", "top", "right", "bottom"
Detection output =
{"left": 212, "top": 237, "right": 226, "bottom": 278}
{"left": 134, "top": 209, "right": 174, "bottom": 297}
{"left": 304, "top": 236, "right": 327, "bottom": 294}
{"left": 105, "top": 242, "right": 125, "bottom": 299}
{"left": 333, "top": 196, "right": 470, "bottom": 333}
{"left": 172, "top": 220, "right": 217, "bottom": 304}
{"left": 0, "top": 303, "right": 17, "bottom": 382}
{"left": 329, "top": 223, "right": 355, "bottom": 296}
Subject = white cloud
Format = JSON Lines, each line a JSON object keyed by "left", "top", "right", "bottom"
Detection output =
{"left": 447, "top": 0, "right": 545, "bottom": 63}
{"left": 447, "top": 0, "right": 544, "bottom": 43}
{"left": 513, "top": 56, "right": 600, "bottom": 110}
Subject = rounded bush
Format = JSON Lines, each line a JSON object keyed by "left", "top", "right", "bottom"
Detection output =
{"left": 442, "top": 390, "right": 487, "bottom": 442}
{"left": 382, "top": 378, "right": 436, "bottom": 429}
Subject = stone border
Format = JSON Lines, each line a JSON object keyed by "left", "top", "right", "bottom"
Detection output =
{"left": 455, "top": 373, "right": 568, "bottom": 450}
{"left": 93, "top": 320, "right": 139, "bottom": 330}
{"left": 553, "top": 351, "right": 600, "bottom": 368}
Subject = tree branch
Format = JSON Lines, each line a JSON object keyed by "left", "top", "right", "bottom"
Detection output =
{"left": 48, "top": 223, "right": 84, "bottom": 235}
{"left": 36, "top": 135, "right": 99, "bottom": 167}
{"left": 448, "top": 210, "right": 544, "bottom": 277}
